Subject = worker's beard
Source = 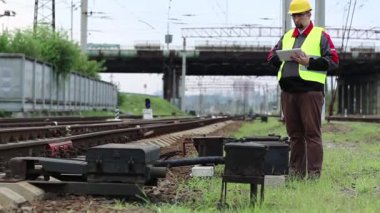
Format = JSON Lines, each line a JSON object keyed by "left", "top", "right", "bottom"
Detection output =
{"left": 295, "top": 23, "right": 304, "bottom": 29}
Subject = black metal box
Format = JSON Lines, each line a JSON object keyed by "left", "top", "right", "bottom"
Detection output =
{"left": 253, "top": 141, "right": 289, "bottom": 175}
{"left": 86, "top": 143, "right": 160, "bottom": 183}
{"left": 192, "top": 136, "right": 224, "bottom": 157}
{"left": 243, "top": 136, "right": 281, "bottom": 142}
{"left": 224, "top": 142, "right": 267, "bottom": 177}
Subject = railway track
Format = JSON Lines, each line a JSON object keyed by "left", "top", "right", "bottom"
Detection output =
{"left": 0, "top": 115, "right": 141, "bottom": 123}
{"left": 326, "top": 115, "right": 380, "bottom": 123}
{"left": 0, "top": 115, "right": 183, "bottom": 128}
{"left": 0, "top": 117, "right": 230, "bottom": 171}
{"left": 0, "top": 117, "right": 198, "bottom": 143}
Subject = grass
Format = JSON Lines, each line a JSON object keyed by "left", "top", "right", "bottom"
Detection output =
{"left": 323, "top": 121, "right": 380, "bottom": 143}
{"left": 0, "top": 93, "right": 186, "bottom": 118}
{"left": 120, "top": 93, "right": 187, "bottom": 116}
{"left": 115, "top": 118, "right": 380, "bottom": 212}
{"left": 233, "top": 119, "right": 287, "bottom": 138}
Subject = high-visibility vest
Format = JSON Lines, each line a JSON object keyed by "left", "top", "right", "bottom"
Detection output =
{"left": 278, "top": 27, "right": 326, "bottom": 84}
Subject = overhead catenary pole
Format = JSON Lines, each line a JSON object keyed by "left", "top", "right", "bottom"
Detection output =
{"left": 180, "top": 37, "right": 187, "bottom": 111}
{"left": 315, "top": 0, "right": 325, "bottom": 27}
{"left": 33, "top": 0, "right": 55, "bottom": 31}
{"left": 315, "top": 0, "right": 326, "bottom": 120}
{"left": 280, "top": 0, "right": 292, "bottom": 117}
{"left": 52, "top": 0, "right": 55, "bottom": 30}
{"left": 70, "top": 0, "right": 74, "bottom": 40}
{"left": 80, "top": 0, "right": 88, "bottom": 51}
{"left": 282, "top": 0, "right": 292, "bottom": 33}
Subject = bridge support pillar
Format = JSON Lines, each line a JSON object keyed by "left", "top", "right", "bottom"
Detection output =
{"left": 338, "top": 74, "right": 380, "bottom": 115}
{"left": 163, "top": 68, "right": 181, "bottom": 107}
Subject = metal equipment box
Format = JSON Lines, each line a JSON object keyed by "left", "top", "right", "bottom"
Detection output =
{"left": 86, "top": 143, "right": 161, "bottom": 183}
{"left": 253, "top": 141, "right": 289, "bottom": 175}
{"left": 192, "top": 136, "right": 224, "bottom": 157}
{"left": 224, "top": 142, "right": 267, "bottom": 177}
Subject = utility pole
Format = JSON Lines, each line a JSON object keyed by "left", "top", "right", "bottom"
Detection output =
{"left": 180, "top": 37, "right": 186, "bottom": 111}
{"left": 315, "top": 0, "right": 326, "bottom": 120}
{"left": 243, "top": 81, "right": 249, "bottom": 115}
{"left": 225, "top": 0, "right": 229, "bottom": 25}
{"left": 198, "top": 78, "right": 203, "bottom": 115}
{"left": 165, "top": 0, "right": 173, "bottom": 50}
{"left": 70, "top": 0, "right": 74, "bottom": 40}
{"left": 80, "top": 0, "right": 88, "bottom": 52}
{"left": 315, "top": 0, "right": 325, "bottom": 27}
{"left": 34, "top": 0, "right": 55, "bottom": 31}
{"left": 282, "top": 0, "right": 292, "bottom": 33}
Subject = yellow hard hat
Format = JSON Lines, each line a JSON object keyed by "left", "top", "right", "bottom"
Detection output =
{"left": 288, "top": 0, "right": 312, "bottom": 14}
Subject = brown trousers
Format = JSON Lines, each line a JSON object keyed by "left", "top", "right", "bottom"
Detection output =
{"left": 281, "top": 91, "right": 324, "bottom": 178}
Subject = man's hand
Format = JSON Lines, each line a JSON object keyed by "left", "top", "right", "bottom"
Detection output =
{"left": 291, "top": 52, "right": 309, "bottom": 67}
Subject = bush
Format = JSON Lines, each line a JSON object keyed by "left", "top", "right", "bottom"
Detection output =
{"left": 117, "top": 92, "right": 127, "bottom": 106}
{"left": 0, "top": 27, "right": 104, "bottom": 78}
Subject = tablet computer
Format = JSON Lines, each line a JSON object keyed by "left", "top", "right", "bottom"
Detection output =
{"left": 276, "top": 48, "right": 304, "bottom": 61}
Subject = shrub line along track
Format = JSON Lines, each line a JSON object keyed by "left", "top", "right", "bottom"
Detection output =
{"left": 0, "top": 117, "right": 230, "bottom": 171}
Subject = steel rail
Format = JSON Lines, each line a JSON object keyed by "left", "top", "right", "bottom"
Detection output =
{"left": 0, "top": 117, "right": 230, "bottom": 171}
{"left": 0, "top": 120, "right": 126, "bottom": 128}
{"left": 0, "top": 115, "right": 141, "bottom": 123}
{"left": 0, "top": 117, "right": 199, "bottom": 144}
{"left": 326, "top": 115, "right": 380, "bottom": 123}
{"left": 0, "top": 116, "right": 194, "bottom": 128}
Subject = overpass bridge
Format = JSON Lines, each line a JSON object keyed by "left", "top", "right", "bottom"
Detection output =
{"left": 88, "top": 26, "right": 380, "bottom": 76}
{"left": 88, "top": 44, "right": 380, "bottom": 76}
{"left": 87, "top": 27, "right": 380, "bottom": 116}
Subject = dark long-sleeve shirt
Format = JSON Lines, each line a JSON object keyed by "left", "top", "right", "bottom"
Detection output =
{"left": 267, "top": 22, "right": 339, "bottom": 93}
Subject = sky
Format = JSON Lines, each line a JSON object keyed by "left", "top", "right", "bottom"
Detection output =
{"left": 1, "top": 0, "right": 379, "bottom": 94}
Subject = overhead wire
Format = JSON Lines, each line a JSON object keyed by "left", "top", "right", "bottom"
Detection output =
{"left": 344, "top": 0, "right": 358, "bottom": 53}
{"left": 329, "top": 0, "right": 358, "bottom": 116}
{"left": 340, "top": 0, "right": 352, "bottom": 54}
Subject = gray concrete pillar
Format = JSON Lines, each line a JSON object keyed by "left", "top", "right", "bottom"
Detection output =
{"left": 359, "top": 82, "right": 363, "bottom": 114}
{"left": 338, "top": 82, "right": 342, "bottom": 114}
{"left": 163, "top": 69, "right": 173, "bottom": 101}
{"left": 163, "top": 68, "right": 180, "bottom": 104}
{"left": 315, "top": 0, "right": 325, "bottom": 27}
{"left": 180, "top": 37, "right": 187, "bottom": 111}
{"left": 377, "top": 74, "right": 380, "bottom": 114}
{"left": 366, "top": 82, "right": 370, "bottom": 114}
{"left": 80, "top": 0, "right": 88, "bottom": 52}
{"left": 315, "top": 0, "right": 326, "bottom": 118}
{"left": 282, "top": 0, "right": 292, "bottom": 33}
{"left": 347, "top": 84, "right": 351, "bottom": 115}
{"left": 370, "top": 81, "right": 377, "bottom": 114}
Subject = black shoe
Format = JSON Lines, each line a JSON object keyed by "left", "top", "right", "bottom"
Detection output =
{"left": 307, "top": 172, "right": 320, "bottom": 181}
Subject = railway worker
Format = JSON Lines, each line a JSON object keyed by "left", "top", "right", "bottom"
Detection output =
{"left": 267, "top": 0, "right": 339, "bottom": 179}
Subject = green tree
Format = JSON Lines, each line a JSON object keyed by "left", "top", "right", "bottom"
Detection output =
{"left": 0, "top": 27, "right": 105, "bottom": 78}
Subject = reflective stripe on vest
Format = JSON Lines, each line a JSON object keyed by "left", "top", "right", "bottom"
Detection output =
{"left": 277, "top": 27, "right": 327, "bottom": 84}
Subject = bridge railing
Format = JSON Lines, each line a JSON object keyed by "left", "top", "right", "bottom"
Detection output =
{"left": 88, "top": 41, "right": 380, "bottom": 52}
{"left": 193, "top": 40, "right": 274, "bottom": 52}
{"left": 87, "top": 40, "right": 380, "bottom": 59}
{"left": 134, "top": 40, "right": 162, "bottom": 50}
